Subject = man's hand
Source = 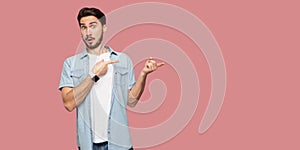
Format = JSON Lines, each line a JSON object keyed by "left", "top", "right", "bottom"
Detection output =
{"left": 128, "top": 57, "right": 164, "bottom": 107}
{"left": 142, "top": 57, "right": 164, "bottom": 76}
{"left": 93, "top": 59, "right": 119, "bottom": 76}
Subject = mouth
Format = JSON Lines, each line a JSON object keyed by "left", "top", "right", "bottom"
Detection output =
{"left": 86, "top": 37, "right": 95, "bottom": 43}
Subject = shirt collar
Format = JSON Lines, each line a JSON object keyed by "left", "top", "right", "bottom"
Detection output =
{"left": 79, "top": 45, "right": 118, "bottom": 59}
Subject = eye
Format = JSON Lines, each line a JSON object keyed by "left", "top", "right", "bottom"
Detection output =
{"left": 90, "top": 24, "right": 96, "bottom": 29}
{"left": 80, "top": 26, "right": 86, "bottom": 30}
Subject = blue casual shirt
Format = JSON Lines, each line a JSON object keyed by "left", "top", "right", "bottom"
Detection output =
{"left": 59, "top": 46, "right": 136, "bottom": 150}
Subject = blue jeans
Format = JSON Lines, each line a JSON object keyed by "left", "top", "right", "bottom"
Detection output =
{"left": 93, "top": 142, "right": 108, "bottom": 150}
{"left": 78, "top": 142, "right": 133, "bottom": 150}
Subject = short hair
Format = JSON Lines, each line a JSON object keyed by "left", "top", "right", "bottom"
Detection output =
{"left": 77, "top": 7, "right": 106, "bottom": 26}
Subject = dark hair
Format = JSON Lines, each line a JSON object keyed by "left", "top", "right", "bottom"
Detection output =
{"left": 77, "top": 7, "right": 106, "bottom": 26}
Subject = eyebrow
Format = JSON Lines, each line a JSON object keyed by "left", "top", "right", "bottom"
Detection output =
{"left": 89, "top": 22, "right": 97, "bottom": 25}
{"left": 80, "top": 21, "right": 98, "bottom": 26}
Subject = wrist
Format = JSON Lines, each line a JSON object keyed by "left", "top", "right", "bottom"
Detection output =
{"left": 140, "top": 71, "right": 148, "bottom": 77}
{"left": 89, "top": 71, "right": 100, "bottom": 82}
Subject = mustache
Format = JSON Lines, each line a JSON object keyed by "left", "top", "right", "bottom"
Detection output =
{"left": 85, "top": 36, "right": 95, "bottom": 40}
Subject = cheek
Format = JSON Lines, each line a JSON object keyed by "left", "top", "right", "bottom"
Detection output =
{"left": 94, "top": 28, "right": 102, "bottom": 37}
{"left": 80, "top": 31, "right": 86, "bottom": 37}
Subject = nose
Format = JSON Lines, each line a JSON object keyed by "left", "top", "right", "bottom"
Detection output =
{"left": 86, "top": 28, "right": 91, "bottom": 34}
{"left": 86, "top": 27, "right": 92, "bottom": 35}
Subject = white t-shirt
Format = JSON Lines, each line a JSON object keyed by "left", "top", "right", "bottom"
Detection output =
{"left": 88, "top": 52, "right": 114, "bottom": 143}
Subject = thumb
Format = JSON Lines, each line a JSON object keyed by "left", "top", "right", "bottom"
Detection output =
{"left": 157, "top": 62, "right": 165, "bottom": 67}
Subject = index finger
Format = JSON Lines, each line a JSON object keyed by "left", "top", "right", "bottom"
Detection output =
{"left": 106, "top": 60, "right": 119, "bottom": 64}
{"left": 157, "top": 62, "right": 165, "bottom": 67}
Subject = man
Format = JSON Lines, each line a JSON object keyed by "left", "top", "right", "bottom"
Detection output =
{"left": 58, "top": 7, "right": 164, "bottom": 150}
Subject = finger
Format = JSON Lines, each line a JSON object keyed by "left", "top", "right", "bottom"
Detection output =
{"left": 106, "top": 60, "right": 119, "bottom": 64}
{"left": 157, "top": 62, "right": 165, "bottom": 67}
{"left": 150, "top": 64, "right": 156, "bottom": 70}
{"left": 95, "top": 59, "right": 104, "bottom": 65}
{"left": 152, "top": 65, "right": 157, "bottom": 70}
{"left": 147, "top": 63, "right": 154, "bottom": 69}
{"left": 149, "top": 59, "right": 156, "bottom": 64}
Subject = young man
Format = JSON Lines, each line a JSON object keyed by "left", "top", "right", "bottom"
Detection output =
{"left": 58, "top": 7, "right": 164, "bottom": 150}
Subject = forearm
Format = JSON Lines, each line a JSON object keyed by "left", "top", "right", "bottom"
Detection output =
{"left": 63, "top": 76, "right": 94, "bottom": 112}
{"left": 73, "top": 76, "right": 94, "bottom": 105}
{"left": 128, "top": 72, "right": 147, "bottom": 107}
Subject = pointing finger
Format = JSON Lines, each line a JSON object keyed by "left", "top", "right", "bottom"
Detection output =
{"left": 106, "top": 60, "right": 119, "bottom": 64}
{"left": 95, "top": 59, "right": 105, "bottom": 65}
{"left": 157, "top": 62, "right": 165, "bottom": 67}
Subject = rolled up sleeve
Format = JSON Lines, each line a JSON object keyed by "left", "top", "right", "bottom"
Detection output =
{"left": 127, "top": 58, "right": 136, "bottom": 90}
{"left": 58, "top": 58, "right": 74, "bottom": 90}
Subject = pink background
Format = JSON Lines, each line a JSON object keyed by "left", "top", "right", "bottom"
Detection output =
{"left": 1, "top": 0, "right": 299, "bottom": 149}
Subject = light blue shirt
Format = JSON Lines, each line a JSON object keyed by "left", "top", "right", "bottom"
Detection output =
{"left": 59, "top": 46, "right": 136, "bottom": 150}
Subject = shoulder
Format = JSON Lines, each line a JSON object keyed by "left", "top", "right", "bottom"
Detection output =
{"left": 116, "top": 52, "right": 134, "bottom": 66}
{"left": 63, "top": 51, "right": 86, "bottom": 65}
{"left": 112, "top": 52, "right": 134, "bottom": 69}
{"left": 117, "top": 52, "right": 131, "bottom": 60}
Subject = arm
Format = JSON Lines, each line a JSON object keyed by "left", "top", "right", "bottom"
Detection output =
{"left": 127, "top": 72, "right": 147, "bottom": 107}
{"left": 61, "top": 59, "right": 119, "bottom": 112}
{"left": 61, "top": 76, "right": 94, "bottom": 112}
{"left": 127, "top": 57, "right": 164, "bottom": 107}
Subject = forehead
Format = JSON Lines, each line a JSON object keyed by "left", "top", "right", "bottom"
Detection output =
{"left": 80, "top": 16, "right": 99, "bottom": 25}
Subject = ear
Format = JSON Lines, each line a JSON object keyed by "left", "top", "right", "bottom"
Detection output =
{"left": 103, "top": 25, "right": 107, "bottom": 32}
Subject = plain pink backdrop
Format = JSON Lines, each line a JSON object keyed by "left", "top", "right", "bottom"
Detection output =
{"left": 0, "top": 0, "right": 299, "bottom": 149}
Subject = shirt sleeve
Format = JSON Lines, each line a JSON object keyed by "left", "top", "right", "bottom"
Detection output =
{"left": 127, "top": 57, "right": 136, "bottom": 90}
{"left": 58, "top": 58, "right": 74, "bottom": 90}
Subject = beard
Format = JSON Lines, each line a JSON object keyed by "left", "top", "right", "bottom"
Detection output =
{"left": 83, "top": 32, "right": 103, "bottom": 50}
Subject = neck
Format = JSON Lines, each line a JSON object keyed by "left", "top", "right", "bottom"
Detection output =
{"left": 87, "top": 44, "right": 108, "bottom": 55}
